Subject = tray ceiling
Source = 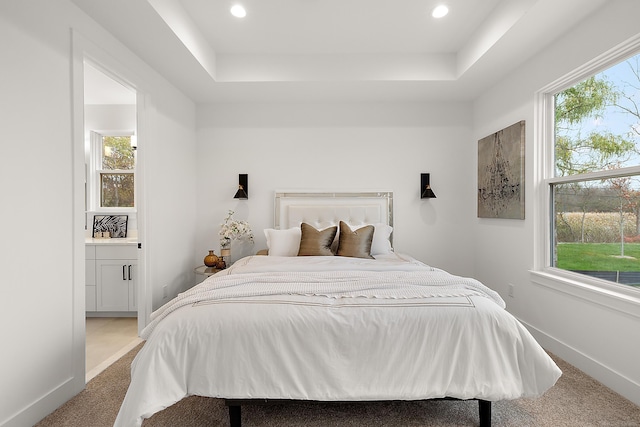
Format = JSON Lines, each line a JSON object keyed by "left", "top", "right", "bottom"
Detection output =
{"left": 72, "top": 0, "right": 608, "bottom": 103}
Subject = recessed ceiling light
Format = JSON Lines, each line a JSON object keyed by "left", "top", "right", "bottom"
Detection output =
{"left": 432, "top": 5, "right": 449, "bottom": 18}
{"left": 230, "top": 4, "right": 246, "bottom": 18}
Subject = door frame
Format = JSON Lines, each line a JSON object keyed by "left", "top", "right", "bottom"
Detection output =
{"left": 71, "top": 30, "right": 149, "bottom": 384}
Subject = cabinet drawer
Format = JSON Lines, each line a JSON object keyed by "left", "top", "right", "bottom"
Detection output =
{"left": 96, "top": 244, "right": 137, "bottom": 259}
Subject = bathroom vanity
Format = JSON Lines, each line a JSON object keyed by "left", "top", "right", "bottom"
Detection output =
{"left": 85, "top": 238, "right": 138, "bottom": 314}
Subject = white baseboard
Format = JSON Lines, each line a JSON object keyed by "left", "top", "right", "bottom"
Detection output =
{"left": 521, "top": 319, "right": 640, "bottom": 407}
{"left": 1, "top": 339, "right": 142, "bottom": 427}
{"left": 0, "top": 376, "right": 83, "bottom": 427}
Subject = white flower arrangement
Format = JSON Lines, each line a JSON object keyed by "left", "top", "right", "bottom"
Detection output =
{"left": 219, "top": 210, "right": 254, "bottom": 246}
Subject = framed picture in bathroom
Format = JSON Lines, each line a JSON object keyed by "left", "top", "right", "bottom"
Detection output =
{"left": 92, "top": 214, "right": 128, "bottom": 238}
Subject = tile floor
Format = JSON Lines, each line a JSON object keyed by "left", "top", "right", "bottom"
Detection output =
{"left": 86, "top": 317, "right": 142, "bottom": 382}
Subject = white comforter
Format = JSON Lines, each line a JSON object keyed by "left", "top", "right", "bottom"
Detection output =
{"left": 115, "top": 254, "right": 561, "bottom": 427}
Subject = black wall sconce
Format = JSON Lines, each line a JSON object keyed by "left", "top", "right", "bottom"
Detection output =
{"left": 234, "top": 174, "right": 248, "bottom": 199}
{"left": 421, "top": 173, "right": 436, "bottom": 199}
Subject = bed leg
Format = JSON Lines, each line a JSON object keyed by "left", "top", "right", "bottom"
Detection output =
{"left": 228, "top": 404, "right": 241, "bottom": 427}
{"left": 478, "top": 400, "right": 491, "bottom": 427}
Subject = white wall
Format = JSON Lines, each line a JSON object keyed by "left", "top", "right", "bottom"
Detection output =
{"left": 0, "top": 1, "right": 198, "bottom": 426}
{"left": 85, "top": 104, "right": 136, "bottom": 131}
{"left": 144, "top": 95, "right": 199, "bottom": 310}
{"left": 472, "top": 0, "right": 640, "bottom": 406}
{"left": 195, "top": 102, "right": 476, "bottom": 277}
{"left": 0, "top": 4, "right": 80, "bottom": 426}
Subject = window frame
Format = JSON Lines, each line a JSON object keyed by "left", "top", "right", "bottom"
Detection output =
{"left": 88, "top": 130, "right": 136, "bottom": 213}
{"left": 534, "top": 35, "right": 640, "bottom": 302}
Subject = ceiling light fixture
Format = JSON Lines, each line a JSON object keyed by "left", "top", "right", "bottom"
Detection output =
{"left": 230, "top": 4, "right": 246, "bottom": 18}
{"left": 432, "top": 5, "right": 449, "bottom": 18}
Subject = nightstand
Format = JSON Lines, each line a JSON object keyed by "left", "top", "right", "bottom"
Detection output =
{"left": 194, "top": 265, "right": 221, "bottom": 284}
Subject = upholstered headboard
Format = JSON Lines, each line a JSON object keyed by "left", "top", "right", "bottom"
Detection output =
{"left": 274, "top": 191, "right": 393, "bottom": 241}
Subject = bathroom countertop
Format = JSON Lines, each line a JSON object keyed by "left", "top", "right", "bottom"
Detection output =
{"left": 85, "top": 237, "right": 138, "bottom": 245}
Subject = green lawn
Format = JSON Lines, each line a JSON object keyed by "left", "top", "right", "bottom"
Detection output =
{"left": 556, "top": 243, "right": 640, "bottom": 271}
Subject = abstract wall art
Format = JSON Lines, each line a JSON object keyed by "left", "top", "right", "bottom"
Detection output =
{"left": 92, "top": 214, "right": 129, "bottom": 238}
{"left": 477, "top": 121, "right": 525, "bottom": 219}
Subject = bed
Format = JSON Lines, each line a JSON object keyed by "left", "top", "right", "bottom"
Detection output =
{"left": 114, "top": 191, "right": 561, "bottom": 427}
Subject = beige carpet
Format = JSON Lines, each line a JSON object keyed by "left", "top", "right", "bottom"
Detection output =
{"left": 36, "top": 343, "right": 640, "bottom": 427}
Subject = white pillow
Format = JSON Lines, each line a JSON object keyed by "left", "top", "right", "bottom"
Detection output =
{"left": 372, "top": 223, "right": 393, "bottom": 255}
{"left": 345, "top": 223, "right": 393, "bottom": 255}
{"left": 263, "top": 227, "right": 301, "bottom": 256}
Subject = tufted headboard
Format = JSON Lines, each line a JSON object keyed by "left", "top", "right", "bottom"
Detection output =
{"left": 274, "top": 191, "right": 393, "bottom": 243}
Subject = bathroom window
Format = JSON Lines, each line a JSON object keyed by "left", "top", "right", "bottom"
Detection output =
{"left": 90, "top": 131, "right": 136, "bottom": 209}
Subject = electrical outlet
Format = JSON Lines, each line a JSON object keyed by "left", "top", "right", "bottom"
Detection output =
{"left": 508, "top": 283, "right": 515, "bottom": 298}
{"left": 163, "top": 285, "right": 168, "bottom": 299}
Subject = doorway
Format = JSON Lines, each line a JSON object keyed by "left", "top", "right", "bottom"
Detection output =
{"left": 82, "top": 62, "right": 144, "bottom": 380}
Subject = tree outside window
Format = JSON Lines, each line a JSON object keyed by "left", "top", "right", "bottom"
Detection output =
{"left": 100, "top": 136, "right": 135, "bottom": 208}
{"left": 551, "top": 53, "right": 640, "bottom": 289}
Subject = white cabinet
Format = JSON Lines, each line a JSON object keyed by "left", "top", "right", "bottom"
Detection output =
{"left": 96, "top": 260, "right": 137, "bottom": 311}
{"left": 86, "top": 244, "right": 137, "bottom": 313}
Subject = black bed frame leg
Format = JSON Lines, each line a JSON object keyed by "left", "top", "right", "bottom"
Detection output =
{"left": 228, "top": 404, "right": 241, "bottom": 427}
{"left": 478, "top": 400, "right": 491, "bottom": 427}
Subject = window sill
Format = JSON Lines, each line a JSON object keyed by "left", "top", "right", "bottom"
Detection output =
{"left": 92, "top": 207, "right": 137, "bottom": 213}
{"left": 529, "top": 268, "right": 640, "bottom": 319}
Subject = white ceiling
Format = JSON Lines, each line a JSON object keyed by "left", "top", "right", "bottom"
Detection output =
{"left": 73, "top": 0, "right": 608, "bottom": 104}
{"left": 184, "top": 0, "right": 503, "bottom": 55}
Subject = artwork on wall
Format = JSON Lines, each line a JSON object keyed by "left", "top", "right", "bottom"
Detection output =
{"left": 92, "top": 215, "right": 128, "bottom": 238}
{"left": 477, "top": 120, "right": 525, "bottom": 219}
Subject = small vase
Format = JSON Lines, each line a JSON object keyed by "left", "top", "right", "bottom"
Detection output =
{"left": 219, "top": 239, "right": 231, "bottom": 268}
{"left": 203, "top": 250, "right": 219, "bottom": 267}
{"left": 220, "top": 239, "right": 231, "bottom": 257}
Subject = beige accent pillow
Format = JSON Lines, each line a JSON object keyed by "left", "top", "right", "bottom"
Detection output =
{"left": 297, "top": 223, "right": 337, "bottom": 256}
{"left": 336, "top": 221, "right": 374, "bottom": 259}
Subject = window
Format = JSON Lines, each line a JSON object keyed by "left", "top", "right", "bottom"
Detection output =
{"left": 90, "top": 131, "right": 136, "bottom": 210}
{"left": 544, "top": 51, "right": 640, "bottom": 291}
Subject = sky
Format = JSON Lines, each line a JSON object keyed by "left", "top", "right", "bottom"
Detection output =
{"left": 557, "top": 52, "right": 640, "bottom": 175}
{"left": 593, "top": 54, "right": 640, "bottom": 160}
